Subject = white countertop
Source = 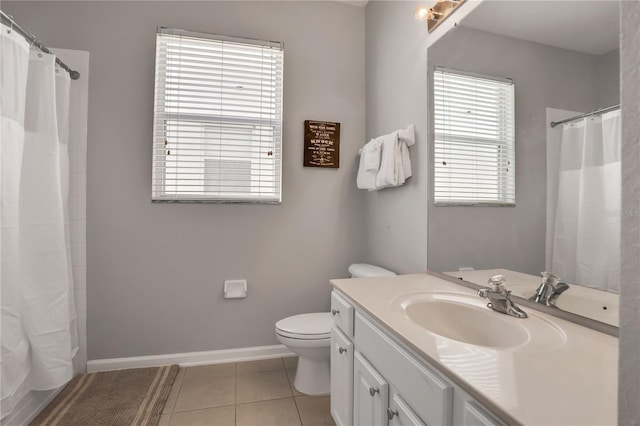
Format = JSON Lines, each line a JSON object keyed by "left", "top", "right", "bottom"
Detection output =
{"left": 331, "top": 273, "right": 618, "bottom": 426}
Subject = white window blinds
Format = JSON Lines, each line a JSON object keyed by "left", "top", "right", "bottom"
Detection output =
{"left": 152, "top": 28, "right": 284, "bottom": 203}
{"left": 434, "top": 67, "right": 515, "bottom": 206}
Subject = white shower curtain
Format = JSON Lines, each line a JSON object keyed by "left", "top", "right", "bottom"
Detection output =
{"left": 1, "top": 23, "right": 77, "bottom": 417}
{"left": 552, "top": 111, "right": 621, "bottom": 292}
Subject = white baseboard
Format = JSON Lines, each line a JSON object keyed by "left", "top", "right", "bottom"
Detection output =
{"left": 87, "top": 344, "right": 295, "bottom": 373}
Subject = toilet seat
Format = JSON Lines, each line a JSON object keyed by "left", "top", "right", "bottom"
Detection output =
{"left": 275, "top": 313, "right": 332, "bottom": 340}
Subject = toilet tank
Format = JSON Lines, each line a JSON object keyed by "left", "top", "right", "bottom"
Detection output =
{"left": 348, "top": 263, "right": 396, "bottom": 278}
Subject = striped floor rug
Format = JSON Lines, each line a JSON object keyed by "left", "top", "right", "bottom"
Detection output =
{"left": 31, "top": 365, "right": 179, "bottom": 426}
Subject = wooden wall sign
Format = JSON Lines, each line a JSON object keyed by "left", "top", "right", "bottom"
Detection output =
{"left": 304, "top": 120, "right": 340, "bottom": 168}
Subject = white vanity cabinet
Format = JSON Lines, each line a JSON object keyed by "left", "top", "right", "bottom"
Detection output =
{"left": 330, "top": 291, "right": 355, "bottom": 426}
{"left": 354, "top": 312, "right": 453, "bottom": 426}
{"left": 353, "top": 349, "right": 427, "bottom": 426}
{"left": 462, "top": 401, "right": 504, "bottom": 426}
{"left": 330, "top": 290, "right": 505, "bottom": 426}
{"left": 331, "top": 291, "right": 355, "bottom": 337}
{"left": 331, "top": 326, "right": 353, "bottom": 426}
{"left": 388, "top": 389, "right": 426, "bottom": 426}
{"left": 353, "top": 351, "right": 389, "bottom": 426}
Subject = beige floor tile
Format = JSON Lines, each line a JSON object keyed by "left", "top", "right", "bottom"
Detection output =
{"left": 286, "top": 367, "right": 303, "bottom": 397}
{"left": 175, "top": 367, "right": 186, "bottom": 382}
{"left": 158, "top": 414, "right": 171, "bottom": 426}
{"left": 168, "top": 405, "right": 235, "bottom": 426}
{"left": 283, "top": 356, "right": 299, "bottom": 368}
{"left": 236, "top": 398, "right": 302, "bottom": 426}
{"left": 295, "top": 395, "right": 335, "bottom": 426}
{"left": 184, "top": 362, "right": 236, "bottom": 380}
{"left": 173, "top": 375, "right": 235, "bottom": 412}
{"left": 163, "top": 381, "right": 183, "bottom": 414}
{"left": 236, "top": 369, "right": 292, "bottom": 403}
{"left": 159, "top": 413, "right": 171, "bottom": 426}
{"left": 237, "top": 358, "right": 284, "bottom": 375}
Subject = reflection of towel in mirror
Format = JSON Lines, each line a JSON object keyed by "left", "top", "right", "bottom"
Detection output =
{"left": 356, "top": 137, "right": 383, "bottom": 190}
{"left": 375, "top": 124, "right": 415, "bottom": 189}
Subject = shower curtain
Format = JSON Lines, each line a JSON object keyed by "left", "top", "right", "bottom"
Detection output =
{"left": 551, "top": 111, "right": 621, "bottom": 292}
{"left": 1, "top": 24, "right": 77, "bottom": 417}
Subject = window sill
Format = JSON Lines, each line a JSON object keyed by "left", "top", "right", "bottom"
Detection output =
{"left": 434, "top": 202, "right": 516, "bottom": 207}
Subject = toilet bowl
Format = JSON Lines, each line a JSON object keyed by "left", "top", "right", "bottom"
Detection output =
{"left": 275, "top": 264, "right": 396, "bottom": 396}
{"left": 275, "top": 313, "right": 332, "bottom": 395}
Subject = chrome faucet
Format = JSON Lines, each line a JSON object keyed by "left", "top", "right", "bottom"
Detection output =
{"left": 529, "top": 272, "right": 570, "bottom": 307}
{"left": 477, "top": 274, "right": 528, "bottom": 318}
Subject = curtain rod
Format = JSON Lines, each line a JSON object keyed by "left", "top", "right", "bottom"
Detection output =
{"left": 550, "top": 104, "right": 620, "bottom": 128}
{"left": 1, "top": 10, "right": 80, "bottom": 80}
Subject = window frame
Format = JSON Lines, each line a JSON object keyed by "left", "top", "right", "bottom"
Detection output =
{"left": 152, "top": 27, "right": 284, "bottom": 204}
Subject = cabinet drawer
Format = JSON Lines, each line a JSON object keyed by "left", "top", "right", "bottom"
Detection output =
{"left": 355, "top": 312, "right": 453, "bottom": 426}
{"left": 388, "top": 389, "right": 425, "bottom": 426}
{"left": 331, "top": 291, "right": 355, "bottom": 337}
{"left": 463, "top": 401, "right": 504, "bottom": 426}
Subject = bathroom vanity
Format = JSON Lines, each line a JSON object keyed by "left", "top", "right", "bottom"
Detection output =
{"left": 329, "top": 274, "right": 617, "bottom": 426}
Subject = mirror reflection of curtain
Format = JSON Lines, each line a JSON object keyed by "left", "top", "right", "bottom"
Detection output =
{"left": 552, "top": 110, "right": 621, "bottom": 291}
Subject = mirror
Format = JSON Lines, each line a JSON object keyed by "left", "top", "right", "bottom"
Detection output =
{"left": 427, "top": 1, "right": 621, "bottom": 327}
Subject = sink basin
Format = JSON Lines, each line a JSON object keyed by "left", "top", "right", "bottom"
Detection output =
{"left": 394, "top": 292, "right": 566, "bottom": 350}
{"left": 404, "top": 296, "right": 528, "bottom": 348}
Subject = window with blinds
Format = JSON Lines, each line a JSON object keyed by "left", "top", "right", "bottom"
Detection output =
{"left": 433, "top": 67, "right": 515, "bottom": 206}
{"left": 152, "top": 28, "right": 284, "bottom": 203}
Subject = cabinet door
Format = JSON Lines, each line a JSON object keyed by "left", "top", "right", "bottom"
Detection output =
{"left": 331, "top": 326, "right": 354, "bottom": 426}
{"left": 388, "top": 390, "right": 425, "bottom": 426}
{"left": 353, "top": 351, "right": 389, "bottom": 426}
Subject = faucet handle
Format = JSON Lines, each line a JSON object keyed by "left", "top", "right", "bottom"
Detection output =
{"left": 555, "top": 282, "right": 570, "bottom": 293}
{"left": 487, "top": 274, "right": 506, "bottom": 292}
{"left": 541, "top": 271, "right": 560, "bottom": 287}
{"left": 548, "top": 282, "right": 570, "bottom": 305}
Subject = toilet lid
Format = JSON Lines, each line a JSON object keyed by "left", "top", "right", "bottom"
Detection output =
{"left": 276, "top": 313, "right": 332, "bottom": 339}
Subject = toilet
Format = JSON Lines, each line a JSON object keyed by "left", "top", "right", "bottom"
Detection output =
{"left": 275, "top": 263, "right": 396, "bottom": 395}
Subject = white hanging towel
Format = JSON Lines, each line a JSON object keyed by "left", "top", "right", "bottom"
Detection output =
{"left": 357, "top": 125, "right": 415, "bottom": 191}
{"left": 356, "top": 136, "right": 382, "bottom": 190}
{"left": 399, "top": 124, "right": 415, "bottom": 179}
{"left": 363, "top": 138, "right": 382, "bottom": 171}
{"left": 375, "top": 125, "right": 415, "bottom": 189}
{"left": 398, "top": 124, "right": 415, "bottom": 146}
{"left": 375, "top": 132, "right": 402, "bottom": 188}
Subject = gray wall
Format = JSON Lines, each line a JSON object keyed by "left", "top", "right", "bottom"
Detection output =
{"left": 426, "top": 26, "right": 616, "bottom": 275}
{"left": 596, "top": 49, "right": 621, "bottom": 108}
{"left": 363, "top": 0, "right": 429, "bottom": 274}
{"left": 620, "top": 1, "right": 640, "bottom": 423}
{"left": 3, "top": 1, "right": 366, "bottom": 360}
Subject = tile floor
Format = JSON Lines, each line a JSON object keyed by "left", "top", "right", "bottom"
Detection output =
{"left": 160, "top": 357, "right": 335, "bottom": 426}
